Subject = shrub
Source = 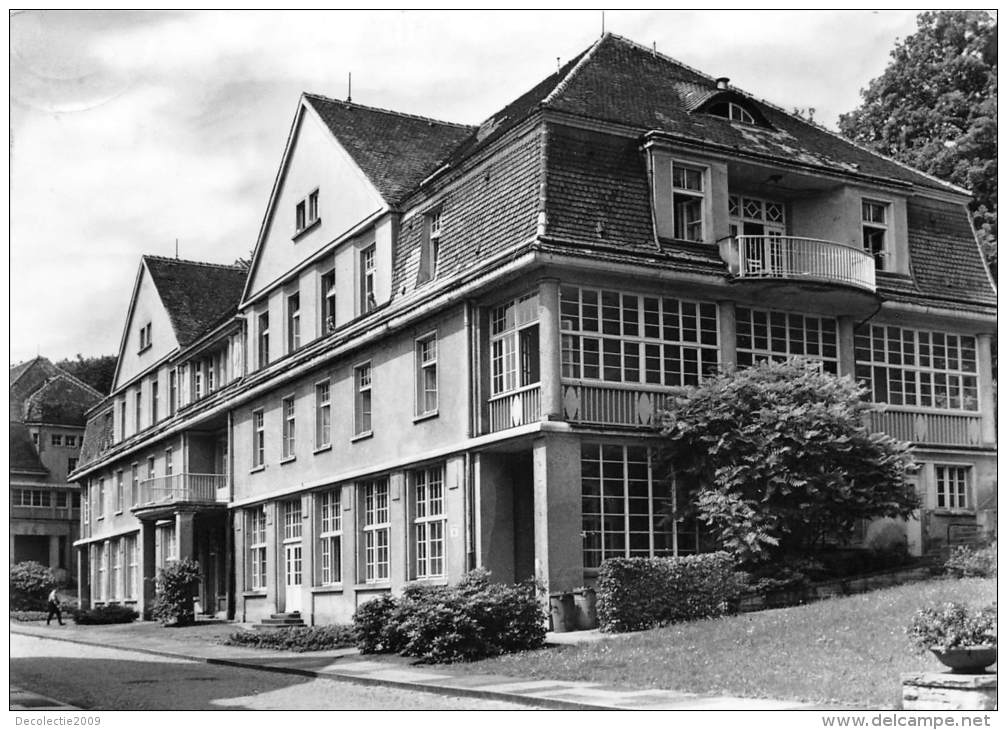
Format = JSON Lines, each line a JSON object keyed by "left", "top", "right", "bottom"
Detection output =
{"left": 597, "top": 552, "right": 743, "bottom": 633}
{"left": 945, "top": 544, "right": 997, "bottom": 578}
{"left": 151, "top": 558, "right": 201, "bottom": 626}
{"left": 907, "top": 602, "right": 996, "bottom": 653}
{"left": 10, "top": 610, "right": 48, "bottom": 622}
{"left": 71, "top": 604, "right": 138, "bottom": 625}
{"left": 352, "top": 570, "right": 547, "bottom": 663}
{"left": 224, "top": 625, "right": 357, "bottom": 652}
{"left": 10, "top": 561, "right": 58, "bottom": 611}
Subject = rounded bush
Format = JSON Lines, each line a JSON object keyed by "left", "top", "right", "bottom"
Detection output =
{"left": 10, "top": 561, "right": 57, "bottom": 611}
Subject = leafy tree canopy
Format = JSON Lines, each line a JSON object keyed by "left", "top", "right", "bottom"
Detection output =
{"left": 658, "top": 359, "right": 918, "bottom": 563}
{"left": 838, "top": 11, "right": 997, "bottom": 277}
{"left": 56, "top": 354, "right": 116, "bottom": 395}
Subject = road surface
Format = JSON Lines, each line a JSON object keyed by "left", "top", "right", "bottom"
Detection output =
{"left": 11, "top": 634, "right": 532, "bottom": 710}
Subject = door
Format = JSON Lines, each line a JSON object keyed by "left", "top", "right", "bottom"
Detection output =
{"left": 284, "top": 543, "right": 302, "bottom": 613}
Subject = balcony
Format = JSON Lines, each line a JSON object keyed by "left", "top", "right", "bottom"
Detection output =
{"left": 487, "top": 385, "right": 541, "bottom": 433}
{"left": 134, "top": 473, "right": 228, "bottom": 514}
{"left": 721, "top": 236, "right": 880, "bottom": 316}
{"left": 869, "top": 409, "right": 984, "bottom": 448}
{"left": 561, "top": 382, "right": 671, "bottom": 428}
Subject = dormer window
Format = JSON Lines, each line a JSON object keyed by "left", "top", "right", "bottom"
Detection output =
{"left": 321, "top": 269, "right": 336, "bottom": 333}
{"left": 708, "top": 101, "right": 755, "bottom": 124}
{"left": 862, "top": 199, "right": 889, "bottom": 270}
{"left": 294, "top": 189, "right": 320, "bottom": 235}
{"left": 671, "top": 162, "right": 706, "bottom": 242}
{"left": 418, "top": 209, "right": 443, "bottom": 284}
{"left": 138, "top": 322, "right": 152, "bottom": 352}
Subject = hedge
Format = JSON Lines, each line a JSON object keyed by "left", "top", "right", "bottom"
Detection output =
{"left": 224, "top": 625, "right": 357, "bottom": 652}
{"left": 71, "top": 604, "right": 139, "bottom": 625}
{"left": 597, "top": 552, "right": 743, "bottom": 632}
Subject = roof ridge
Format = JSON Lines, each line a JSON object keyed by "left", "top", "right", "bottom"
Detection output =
{"left": 143, "top": 254, "right": 248, "bottom": 271}
{"left": 542, "top": 34, "right": 608, "bottom": 106}
{"left": 304, "top": 93, "right": 475, "bottom": 131}
{"left": 606, "top": 33, "right": 724, "bottom": 86}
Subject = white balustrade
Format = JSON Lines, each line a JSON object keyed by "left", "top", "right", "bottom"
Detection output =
{"left": 487, "top": 385, "right": 541, "bottom": 432}
{"left": 137, "top": 473, "right": 227, "bottom": 506}
{"left": 735, "top": 236, "right": 876, "bottom": 291}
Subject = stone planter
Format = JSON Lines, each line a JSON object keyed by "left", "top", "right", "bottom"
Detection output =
{"left": 573, "top": 588, "right": 598, "bottom": 630}
{"left": 549, "top": 592, "right": 576, "bottom": 633}
{"left": 930, "top": 646, "right": 997, "bottom": 674}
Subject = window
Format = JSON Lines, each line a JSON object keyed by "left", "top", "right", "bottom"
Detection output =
{"left": 96, "top": 543, "right": 106, "bottom": 601}
{"left": 415, "top": 334, "right": 438, "bottom": 416}
{"left": 318, "top": 489, "right": 342, "bottom": 584}
{"left": 56, "top": 491, "right": 68, "bottom": 508}
{"left": 855, "top": 325, "right": 978, "bottom": 411}
{"left": 413, "top": 465, "right": 445, "bottom": 579}
{"left": 120, "top": 400, "right": 127, "bottom": 440}
{"left": 67, "top": 457, "right": 77, "bottom": 473}
{"left": 72, "top": 492, "right": 81, "bottom": 509}
{"left": 419, "top": 210, "right": 442, "bottom": 282}
{"left": 97, "top": 478, "right": 105, "bottom": 517}
{"left": 281, "top": 396, "right": 296, "bottom": 460}
{"left": 671, "top": 162, "right": 705, "bottom": 242}
{"left": 287, "top": 291, "right": 301, "bottom": 351}
{"left": 257, "top": 311, "right": 270, "bottom": 369}
{"left": 736, "top": 307, "right": 838, "bottom": 374}
{"left": 935, "top": 465, "right": 970, "bottom": 510}
{"left": 162, "top": 523, "right": 177, "bottom": 565}
{"left": 165, "top": 448, "right": 173, "bottom": 477}
{"left": 151, "top": 380, "right": 159, "bottom": 424}
{"left": 283, "top": 499, "right": 303, "bottom": 540}
{"left": 708, "top": 100, "right": 755, "bottom": 124}
{"left": 13, "top": 489, "right": 52, "bottom": 507}
{"left": 295, "top": 189, "right": 319, "bottom": 234}
{"left": 131, "top": 463, "right": 139, "bottom": 506}
{"left": 206, "top": 357, "right": 215, "bottom": 393}
{"left": 315, "top": 380, "right": 331, "bottom": 448}
{"left": 115, "top": 470, "right": 124, "bottom": 513}
{"left": 194, "top": 365, "right": 203, "bottom": 400}
{"left": 51, "top": 433, "right": 62, "bottom": 447}
{"left": 111, "top": 540, "right": 121, "bottom": 600}
{"left": 125, "top": 535, "right": 138, "bottom": 600}
{"left": 81, "top": 490, "right": 88, "bottom": 534}
{"left": 321, "top": 269, "right": 336, "bottom": 334}
{"left": 252, "top": 409, "right": 265, "bottom": 468}
{"left": 66, "top": 435, "right": 77, "bottom": 448}
{"left": 560, "top": 286, "right": 719, "bottom": 386}
{"left": 138, "top": 322, "right": 152, "bottom": 351}
{"left": 354, "top": 363, "right": 372, "bottom": 436}
{"left": 490, "top": 293, "right": 540, "bottom": 395}
{"left": 862, "top": 199, "right": 889, "bottom": 270}
{"left": 147, "top": 456, "right": 155, "bottom": 481}
{"left": 362, "top": 478, "right": 390, "bottom": 583}
{"left": 135, "top": 381, "right": 143, "bottom": 432}
{"left": 169, "top": 369, "right": 178, "bottom": 415}
{"left": 248, "top": 507, "right": 268, "bottom": 590}
{"left": 581, "top": 444, "right": 702, "bottom": 570}
{"left": 31, "top": 432, "right": 38, "bottom": 446}
{"left": 360, "top": 245, "right": 376, "bottom": 312}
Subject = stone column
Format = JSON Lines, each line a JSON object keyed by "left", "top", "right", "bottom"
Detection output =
{"left": 538, "top": 278, "right": 563, "bottom": 421}
{"left": 48, "top": 535, "right": 60, "bottom": 570}
{"left": 77, "top": 544, "right": 91, "bottom": 610}
{"left": 717, "top": 301, "right": 737, "bottom": 373}
{"left": 265, "top": 501, "right": 278, "bottom": 613}
{"left": 299, "top": 493, "right": 314, "bottom": 621}
{"left": 838, "top": 316, "right": 856, "bottom": 378}
{"left": 976, "top": 333, "right": 995, "bottom": 446}
{"left": 388, "top": 472, "right": 408, "bottom": 589}
{"left": 532, "top": 432, "right": 583, "bottom": 595}
{"left": 139, "top": 521, "right": 156, "bottom": 617}
{"left": 175, "top": 511, "right": 195, "bottom": 561}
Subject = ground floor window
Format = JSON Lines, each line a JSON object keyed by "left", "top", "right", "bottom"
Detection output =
{"left": 95, "top": 543, "right": 106, "bottom": 601}
{"left": 581, "top": 443, "right": 702, "bottom": 570}
{"left": 361, "top": 478, "right": 390, "bottom": 583}
{"left": 935, "top": 465, "right": 971, "bottom": 510}
{"left": 248, "top": 507, "right": 268, "bottom": 590}
{"left": 124, "top": 535, "right": 138, "bottom": 600}
{"left": 318, "top": 489, "right": 342, "bottom": 585}
{"left": 413, "top": 465, "right": 446, "bottom": 579}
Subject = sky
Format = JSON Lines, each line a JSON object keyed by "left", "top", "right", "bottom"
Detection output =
{"left": 9, "top": 9, "right": 924, "bottom": 365}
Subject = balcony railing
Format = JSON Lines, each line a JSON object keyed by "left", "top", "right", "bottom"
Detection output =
{"left": 730, "top": 236, "right": 876, "bottom": 292}
{"left": 561, "top": 382, "right": 673, "bottom": 428}
{"left": 869, "top": 409, "right": 983, "bottom": 448}
{"left": 487, "top": 384, "right": 541, "bottom": 433}
{"left": 135, "top": 473, "right": 227, "bottom": 508}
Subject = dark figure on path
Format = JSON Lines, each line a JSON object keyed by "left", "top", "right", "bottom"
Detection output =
{"left": 46, "top": 589, "right": 64, "bottom": 626}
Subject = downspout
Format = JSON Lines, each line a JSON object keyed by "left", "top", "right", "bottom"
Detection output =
{"left": 464, "top": 300, "right": 476, "bottom": 571}
{"left": 225, "top": 408, "right": 236, "bottom": 620}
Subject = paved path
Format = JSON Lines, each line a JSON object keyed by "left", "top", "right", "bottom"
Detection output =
{"left": 11, "top": 621, "right": 817, "bottom": 710}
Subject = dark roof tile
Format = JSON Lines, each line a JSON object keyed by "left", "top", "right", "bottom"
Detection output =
{"left": 10, "top": 421, "right": 47, "bottom": 474}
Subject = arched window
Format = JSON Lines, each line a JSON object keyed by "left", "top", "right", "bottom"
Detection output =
{"left": 707, "top": 100, "right": 755, "bottom": 124}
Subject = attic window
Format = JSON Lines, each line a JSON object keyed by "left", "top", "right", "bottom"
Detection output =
{"left": 417, "top": 209, "right": 443, "bottom": 284}
{"left": 294, "top": 189, "right": 320, "bottom": 237}
{"left": 138, "top": 322, "right": 152, "bottom": 352}
{"left": 707, "top": 101, "right": 755, "bottom": 124}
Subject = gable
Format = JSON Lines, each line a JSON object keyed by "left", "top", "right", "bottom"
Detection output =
{"left": 243, "top": 103, "right": 388, "bottom": 303}
{"left": 113, "top": 263, "right": 180, "bottom": 390}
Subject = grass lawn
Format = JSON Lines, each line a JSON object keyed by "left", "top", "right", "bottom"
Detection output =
{"left": 469, "top": 577, "right": 995, "bottom": 709}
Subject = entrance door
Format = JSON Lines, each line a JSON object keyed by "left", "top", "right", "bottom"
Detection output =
{"left": 284, "top": 543, "right": 302, "bottom": 613}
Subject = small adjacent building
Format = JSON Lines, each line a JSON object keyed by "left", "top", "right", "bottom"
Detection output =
{"left": 71, "top": 33, "right": 996, "bottom": 623}
{"left": 10, "top": 357, "right": 101, "bottom": 578}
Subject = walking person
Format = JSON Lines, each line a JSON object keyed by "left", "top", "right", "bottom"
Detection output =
{"left": 46, "top": 588, "right": 64, "bottom": 626}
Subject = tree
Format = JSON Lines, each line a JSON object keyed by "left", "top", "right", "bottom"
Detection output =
{"left": 657, "top": 359, "right": 918, "bottom": 564}
{"left": 151, "top": 558, "right": 201, "bottom": 626}
{"left": 56, "top": 354, "right": 117, "bottom": 395}
{"left": 838, "top": 11, "right": 997, "bottom": 279}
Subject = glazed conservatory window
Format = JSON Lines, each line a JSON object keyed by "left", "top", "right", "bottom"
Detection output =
{"left": 855, "top": 325, "right": 978, "bottom": 410}
{"left": 736, "top": 307, "right": 838, "bottom": 374}
{"left": 560, "top": 286, "right": 718, "bottom": 386}
{"left": 490, "top": 293, "right": 539, "bottom": 395}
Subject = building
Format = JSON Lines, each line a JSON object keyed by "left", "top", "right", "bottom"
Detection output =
{"left": 11, "top": 357, "right": 101, "bottom": 577}
{"left": 71, "top": 34, "right": 996, "bottom": 623}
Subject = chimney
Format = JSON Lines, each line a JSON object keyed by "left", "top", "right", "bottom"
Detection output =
{"left": 716, "top": 77, "right": 730, "bottom": 91}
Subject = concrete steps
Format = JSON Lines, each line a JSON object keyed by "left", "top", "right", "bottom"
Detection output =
{"left": 253, "top": 611, "right": 305, "bottom": 630}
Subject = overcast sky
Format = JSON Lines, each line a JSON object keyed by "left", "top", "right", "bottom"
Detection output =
{"left": 10, "top": 9, "right": 923, "bottom": 366}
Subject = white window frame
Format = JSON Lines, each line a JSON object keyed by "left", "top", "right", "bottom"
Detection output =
{"left": 110, "top": 539, "right": 121, "bottom": 600}
{"left": 736, "top": 306, "right": 839, "bottom": 374}
{"left": 315, "top": 379, "right": 331, "bottom": 449}
{"left": 354, "top": 362, "right": 373, "bottom": 436}
{"left": 287, "top": 291, "right": 301, "bottom": 352}
{"left": 138, "top": 322, "right": 152, "bottom": 352}
{"left": 97, "top": 477, "right": 105, "bottom": 518}
{"left": 318, "top": 489, "right": 342, "bottom": 585}
{"left": 321, "top": 269, "right": 336, "bottom": 334}
{"left": 862, "top": 198, "right": 889, "bottom": 270}
{"left": 413, "top": 465, "right": 446, "bottom": 579}
{"left": 147, "top": 456, "right": 155, "bottom": 481}
{"left": 490, "top": 293, "right": 540, "bottom": 396}
{"left": 295, "top": 189, "right": 320, "bottom": 234}
{"left": 257, "top": 311, "right": 270, "bottom": 369}
{"left": 415, "top": 332, "right": 438, "bottom": 417}
{"left": 934, "top": 464, "right": 972, "bottom": 511}
{"left": 248, "top": 507, "right": 268, "bottom": 591}
{"left": 165, "top": 447, "right": 173, "bottom": 477}
{"left": 125, "top": 535, "right": 138, "bottom": 600}
{"left": 135, "top": 381, "right": 143, "bottom": 432}
{"left": 252, "top": 409, "right": 265, "bottom": 468}
{"left": 281, "top": 396, "right": 296, "bottom": 460}
{"left": 361, "top": 478, "right": 390, "bottom": 583}
{"left": 115, "top": 470, "right": 124, "bottom": 513}
{"left": 671, "top": 161, "right": 707, "bottom": 242}
{"left": 360, "top": 245, "right": 376, "bottom": 313}
{"left": 150, "top": 379, "right": 159, "bottom": 424}
{"left": 283, "top": 498, "right": 303, "bottom": 541}
{"left": 131, "top": 463, "right": 139, "bottom": 507}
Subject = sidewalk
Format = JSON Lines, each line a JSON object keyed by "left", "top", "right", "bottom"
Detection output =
{"left": 11, "top": 620, "right": 819, "bottom": 710}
